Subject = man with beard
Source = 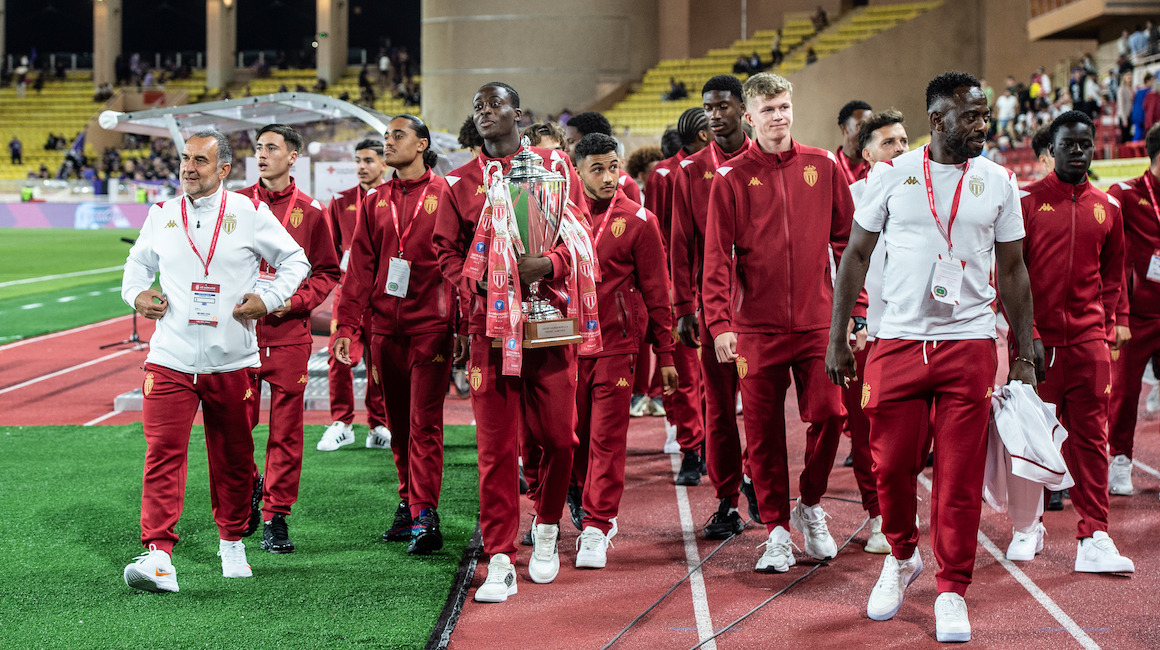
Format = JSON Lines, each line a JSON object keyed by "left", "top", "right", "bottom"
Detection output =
{"left": 827, "top": 71, "right": 1037, "bottom": 643}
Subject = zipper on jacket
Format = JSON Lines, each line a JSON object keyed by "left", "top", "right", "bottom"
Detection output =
{"left": 779, "top": 168, "right": 793, "bottom": 328}
{"left": 616, "top": 291, "right": 629, "bottom": 338}
{"left": 1066, "top": 191, "right": 1077, "bottom": 343}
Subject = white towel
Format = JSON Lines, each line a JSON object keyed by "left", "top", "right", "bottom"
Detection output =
{"left": 983, "top": 381, "right": 1074, "bottom": 513}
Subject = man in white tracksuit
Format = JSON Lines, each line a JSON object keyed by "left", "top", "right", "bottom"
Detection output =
{"left": 120, "top": 129, "right": 309, "bottom": 593}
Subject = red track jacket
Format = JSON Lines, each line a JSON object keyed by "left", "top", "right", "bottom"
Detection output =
{"left": 702, "top": 140, "right": 861, "bottom": 339}
{"left": 644, "top": 149, "right": 687, "bottom": 256}
{"left": 1109, "top": 172, "right": 1160, "bottom": 320}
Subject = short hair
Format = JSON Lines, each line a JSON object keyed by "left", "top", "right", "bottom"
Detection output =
{"left": 926, "top": 71, "right": 981, "bottom": 110}
{"left": 676, "top": 107, "right": 709, "bottom": 146}
{"left": 742, "top": 73, "right": 793, "bottom": 106}
{"left": 838, "top": 100, "right": 873, "bottom": 126}
{"left": 478, "top": 81, "right": 520, "bottom": 108}
{"left": 256, "top": 124, "right": 303, "bottom": 153}
{"left": 1049, "top": 109, "right": 1096, "bottom": 142}
{"left": 660, "top": 128, "right": 683, "bottom": 158}
{"left": 702, "top": 75, "right": 744, "bottom": 102}
{"left": 566, "top": 111, "right": 613, "bottom": 137}
{"left": 626, "top": 145, "right": 664, "bottom": 179}
{"left": 457, "top": 115, "right": 483, "bottom": 150}
{"left": 521, "top": 121, "right": 567, "bottom": 147}
{"left": 354, "top": 138, "right": 383, "bottom": 157}
{"left": 1145, "top": 122, "right": 1160, "bottom": 161}
{"left": 1030, "top": 126, "right": 1053, "bottom": 158}
{"left": 189, "top": 129, "right": 232, "bottom": 170}
{"left": 574, "top": 133, "right": 619, "bottom": 161}
{"left": 856, "top": 109, "right": 905, "bottom": 152}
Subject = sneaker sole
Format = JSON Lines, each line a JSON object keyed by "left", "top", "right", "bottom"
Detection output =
{"left": 575, "top": 555, "right": 606, "bottom": 569}
{"left": 366, "top": 439, "right": 391, "bottom": 449}
{"left": 936, "top": 629, "right": 971, "bottom": 643}
{"left": 1108, "top": 486, "right": 1134, "bottom": 496}
{"left": 528, "top": 559, "right": 560, "bottom": 584}
{"left": 867, "top": 560, "right": 923, "bottom": 621}
{"left": 409, "top": 533, "right": 444, "bottom": 555}
{"left": 790, "top": 510, "right": 836, "bottom": 561}
{"left": 1075, "top": 560, "right": 1135, "bottom": 573}
{"left": 261, "top": 541, "right": 295, "bottom": 554}
{"left": 755, "top": 555, "right": 795, "bottom": 573}
{"left": 223, "top": 570, "right": 253, "bottom": 578}
{"left": 123, "top": 566, "right": 178, "bottom": 593}
{"left": 674, "top": 474, "right": 701, "bottom": 486}
{"left": 317, "top": 438, "right": 354, "bottom": 452}
{"left": 474, "top": 582, "right": 517, "bottom": 603}
{"left": 663, "top": 443, "right": 681, "bottom": 454}
{"left": 864, "top": 539, "right": 891, "bottom": 554}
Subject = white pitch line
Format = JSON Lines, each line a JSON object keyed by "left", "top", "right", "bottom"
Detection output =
{"left": 672, "top": 453, "right": 717, "bottom": 650}
{"left": 84, "top": 410, "right": 123, "bottom": 426}
{"left": 1132, "top": 458, "right": 1160, "bottom": 480}
{"left": 0, "top": 349, "right": 135, "bottom": 396}
{"left": 21, "top": 303, "right": 43, "bottom": 310}
{"left": 916, "top": 473, "right": 1100, "bottom": 649}
{"left": 0, "top": 266, "right": 123, "bottom": 288}
{"left": 0, "top": 314, "right": 132, "bottom": 351}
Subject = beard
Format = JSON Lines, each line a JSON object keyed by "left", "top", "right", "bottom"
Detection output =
{"left": 945, "top": 128, "right": 983, "bottom": 160}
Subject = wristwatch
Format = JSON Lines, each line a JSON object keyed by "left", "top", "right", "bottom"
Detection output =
{"left": 851, "top": 316, "right": 867, "bottom": 333}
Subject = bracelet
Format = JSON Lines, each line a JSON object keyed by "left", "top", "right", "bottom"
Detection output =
{"left": 1013, "top": 356, "right": 1035, "bottom": 367}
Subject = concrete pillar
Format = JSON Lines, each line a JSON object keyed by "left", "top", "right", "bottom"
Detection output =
{"left": 316, "top": 0, "right": 349, "bottom": 85}
{"left": 207, "top": 0, "right": 237, "bottom": 91}
{"left": 93, "top": 0, "right": 122, "bottom": 88}
{"left": 658, "top": 0, "right": 690, "bottom": 61}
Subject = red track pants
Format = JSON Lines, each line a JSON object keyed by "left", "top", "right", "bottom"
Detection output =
{"left": 844, "top": 342, "right": 879, "bottom": 518}
{"left": 471, "top": 335, "right": 577, "bottom": 558}
{"left": 700, "top": 316, "right": 745, "bottom": 506}
{"left": 1108, "top": 315, "right": 1160, "bottom": 459}
{"left": 736, "top": 330, "right": 845, "bottom": 531}
{"left": 250, "top": 343, "right": 311, "bottom": 520}
{"left": 370, "top": 332, "right": 452, "bottom": 517}
{"left": 139, "top": 363, "right": 259, "bottom": 553}
{"left": 863, "top": 339, "right": 995, "bottom": 597}
{"left": 328, "top": 320, "right": 387, "bottom": 428}
{"left": 573, "top": 354, "right": 635, "bottom": 534}
{"left": 665, "top": 341, "right": 705, "bottom": 453}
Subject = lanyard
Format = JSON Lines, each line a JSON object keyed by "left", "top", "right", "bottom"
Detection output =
{"left": 922, "top": 146, "right": 970, "bottom": 258}
{"left": 390, "top": 178, "right": 427, "bottom": 257}
{"left": 1143, "top": 172, "right": 1160, "bottom": 229}
{"left": 180, "top": 190, "right": 227, "bottom": 277}
{"left": 253, "top": 184, "right": 300, "bottom": 228}
{"left": 592, "top": 191, "right": 620, "bottom": 247}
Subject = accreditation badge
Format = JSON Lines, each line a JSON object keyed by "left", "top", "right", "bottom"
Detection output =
{"left": 385, "top": 257, "right": 411, "bottom": 298}
{"left": 1148, "top": 250, "right": 1160, "bottom": 283}
{"left": 930, "top": 255, "right": 964, "bottom": 306}
{"left": 189, "top": 282, "right": 221, "bottom": 326}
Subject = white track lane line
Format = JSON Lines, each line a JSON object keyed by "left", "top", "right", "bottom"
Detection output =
{"left": 0, "top": 314, "right": 132, "bottom": 351}
{"left": 0, "top": 266, "right": 123, "bottom": 288}
{"left": 84, "top": 410, "right": 123, "bottom": 426}
{"left": 671, "top": 453, "right": 717, "bottom": 649}
{"left": 1132, "top": 458, "right": 1160, "bottom": 480}
{"left": 0, "top": 349, "right": 135, "bottom": 396}
{"left": 916, "top": 473, "right": 1100, "bottom": 649}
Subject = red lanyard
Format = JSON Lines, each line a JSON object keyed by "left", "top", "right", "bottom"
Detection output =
{"left": 592, "top": 191, "right": 620, "bottom": 246}
{"left": 253, "top": 184, "right": 300, "bottom": 228}
{"left": 922, "top": 146, "right": 970, "bottom": 257}
{"left": 180, "top": 190, "right": 227, "bottom": 277}
{"left": 709, "top": 141, "right": 720, "bottom": 170}
{"left": 390, "top": 178, "right": 427, "bottom": 258}
{"left": 1142, "top": 172, "right": 1160, "bottom": 229}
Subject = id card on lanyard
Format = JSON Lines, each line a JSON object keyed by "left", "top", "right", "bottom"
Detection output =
{"left": 923, "top": 147, "right": 969, "bottom": 305}
{"left": 1141, "top": 174, "right": 1160, "bottom": 282}
{"left": 181, "top": 193, "right": 227, "bottom": 325}
{"left": 385, "top": 179, "right": 426, "bottom": 298}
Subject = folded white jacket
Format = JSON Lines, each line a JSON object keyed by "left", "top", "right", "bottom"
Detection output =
{"left": 983, "top": 381, "right": 1074, "bottom": 513}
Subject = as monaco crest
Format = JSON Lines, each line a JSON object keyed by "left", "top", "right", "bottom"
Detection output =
{"left": 861, "top": 382, "right": 871, "bottom": 408}
{"left": 803, "top": 165, "right": 818, "bottom": 187}
{"left": 492, "top": 270, "right": 507, "bottom": 290}
{"left": 470, "top": 366, "right": 483, "bottom": 391}
{"left": 735, "top": 356, "right": 749, "bottom": 379}
{"left": 968, "top": 175, "right": 984, "bottom": 197}
{"left": 1094, "top": 203, "right": 1106, "bottom": 224}
{"left": 580, "top": 260, "right": 593, "bottom": 278}
{"left": 583, "top": 292, "right": 598, "bottom": 310}
{"left": 223, "top": 214, "right": 237, "bottom": 234}
{"left": 143, "top": 372, "right": 154, "bottom": 396}
{"left": 611, "top": 217, "right": 627, "bottom": 238}
{"left": 289, "top": 207, "right": 304, "bottom": 228}
{"left": 424, "top": 194, "right": 438, "bottom": 214}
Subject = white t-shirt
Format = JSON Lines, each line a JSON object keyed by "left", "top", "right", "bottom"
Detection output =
{"left": 849, "top": 179, "right": 887, "bottom": 339}
{"left": 995, "top": 94, "right": 1018, "bottom": 121}
{"left": 853, "top": 146, "right": 1024, "bottom": 341}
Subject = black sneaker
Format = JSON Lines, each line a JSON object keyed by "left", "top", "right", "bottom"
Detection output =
{"left": 521, "top": 528, "right": 534, "bottom": 546}
{"left": 567, "top": 484, "right": 586, "bottom": 531}
{"left": 675, "top": 451, "right": 702, "bottom": 486}
{"left": 408, "top": 508, "right": 443, "bottom": 555}
{"left": 519, "top": 466, "right": 529, "bottom": 495}
{"left": 704, "top": 498, "right": 745, "bottom": 539}
{"left": 740, "top": 477, "right": 762, "bottom": 524}
{"left": 243, "top": 474, "right": 263, "bottom": 538}
{"left": 383, "top": 502, "right": 412, "bottom": 542}
{"left": 1046, "top": 489, "right": 1065, "bottom": 511}
{"left": 843, "top": 451, "right": 854, "bottom": 468}
{"left": 261, "top": 513, "right": 295, "bottom": 553}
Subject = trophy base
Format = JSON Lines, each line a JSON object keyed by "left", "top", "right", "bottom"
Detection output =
{"left": 491, "top": 317, "right": 582, "bottom": 349}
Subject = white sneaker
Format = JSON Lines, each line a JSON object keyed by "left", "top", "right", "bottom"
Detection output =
{"left": 317, "top": 421, "right": 354, "bottom": 451}
{"left": 1075, "top": 531, "right": 1135, "bottom": 573}
{"left": 864, "top": 515, "right": 890, "bottom": 554}
{"left": 1148, "top": 384, "right": 1160, "bottom": 413}
{"left": 1108, "top": 454, "right": 1134, "bottom": 495}
{"left": 365, "top": 425, "right": 392, "bottom": 449}
{"left": 528, "top": 518, "right": 560, "bottom": 583}
{"left": 736, "top": 393, "right": 743, "bottom": 415}
{"left": 647, "top": 397, "right": 666, "bottom": 417}
{"left": 576, "top": 526, "right": 613, "bottom": 569}
{"left": 1006, "top": 523, "right": 1045, "bottom": 561}
{"left": 789, "top": 499, "right": 838, "bottom": 561}
{"left": 123, "top": 544, "right": 179, "bottom": 593}
{"left": 629, "top": 394, "right": 648, "bottom": 417}
{"left": 218, "top": 539, "right": 252, "bottom": 578}
{"left": 474, "top": 553, "right": 518, "bottom": 603}
{"left": 935, "top": 592, "right": 971, "bottom": 642}
{"left": 755, "top": 526, "right": 796, "bottom": 573}
{"left": 867, "top": 550, "right": 923, "bottom": 621}
{"left": 663, "top": 421, "right": 680, "bottom": 454}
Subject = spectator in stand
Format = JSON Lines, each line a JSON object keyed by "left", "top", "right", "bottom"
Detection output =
{"left": 1132, "top": 72, "right": 1155, "bottom": 140}
{"left": 733, "top": 55, "right": 750, "bottom": 75}
{"left": 1150, "top": 20, "right": 1160, "bottom": 57}
{"left": 748, "top": 52, "right": 763, "bottom": 74}
{"left": 1143, "top": 76, "right": 1160, "bottom": 136}
{"left": 1130, "top": 24, "right": 1149, "bottom": 60}
{"left": 1118, "top": 29, "right": 1132, "bottom": 60}
{"left": 806, "top": 48, "right": 818, "bottom": 65}
{"left": 770, "top": 29, "right": 784, "bottom": 67}
{"left": 812, "top": 5, "right": 829, "bottom": 30}
{"left": 1119, "top": 72, "right": 1135, "bottom": 143}
{"left": 995, "top": 86, "right": 1018, "bottom": 140}
{"left": 9, "top": 136, "right": 22, "bottom": 164}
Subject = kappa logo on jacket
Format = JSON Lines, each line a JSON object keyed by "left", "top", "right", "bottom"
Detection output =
{"left": 164, "top": 219, "right": 178, "bottom": 228}
{"left": 1140, "top": 198, "right": 1151, "bottom": 206}
{"left": 903, "top": 176, "right": 920, "bottom": 185}
{"left": 1038, "top": 203, "right": 1055, "bottom": 212}
{"left": 297, "top": 375, "right": 308, "bottom": 384}
{"left": 346, "top": 204, "right": 357, "bottom": 211}
{"left": 615, "top": 377, "right": 629, "bottom": 387}
{"left": 748, "top": 177, "right": 763, "bottom": 187}
{"left": 475, "top": 185, "right": 486, "bottom": 195}
{"left": 243, "top": 387, "right": 253, "bottom": 401}
{"left": 702, "top": 171, "right": 714, "bottom": 180}
{"left": 377, "top": 199, "right": 388, "bottom": 208}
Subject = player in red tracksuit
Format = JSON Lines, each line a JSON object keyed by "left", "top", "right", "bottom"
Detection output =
{"left": 335, "top": 115, "right": 455, "bottom": 556}
{"left": 704, "top": 73, "right": 860, "bottom": 574}
{"left": 670, "top": 75, "right": 758, "bottom": 537}
{"left": 835, "top": 100, "right": 873, "bottom": 184}
{"left": 318, "top": 139, "right": 391, "bottom": 452}
{"left": 570, "top": 132, "right": 678, "bottom": 569}
{"left": 1010, "top": 110, "right": 1134, "bottom": 573}
{"left": 243, "top": 123, "right": 341, "bottom": 554}
{"left": 1106, "top": 123, "right": 1160, "bottom": 496}
{"left": 433, "top": 82, "right": 590, "bottom": 603}
{"left": 646, "top": 107, "right": 710, "bottom": 471}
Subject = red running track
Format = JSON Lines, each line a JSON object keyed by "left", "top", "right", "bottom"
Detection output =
{"left": 3, "top": 318, "right": 1159, "bottom": 648}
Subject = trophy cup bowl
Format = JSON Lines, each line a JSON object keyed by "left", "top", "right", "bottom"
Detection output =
{"left": 496, "top": 138, "right": 581, "bottom": 348}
